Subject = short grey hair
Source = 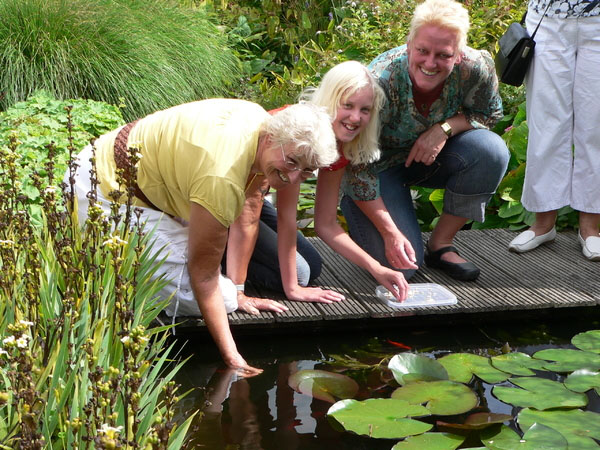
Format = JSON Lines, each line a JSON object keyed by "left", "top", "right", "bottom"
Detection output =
{"left": 263, "top": 102, "right": 338, "bottom": 168}
{"left": 408, "top": 0, "right": 470, "bottom": 53}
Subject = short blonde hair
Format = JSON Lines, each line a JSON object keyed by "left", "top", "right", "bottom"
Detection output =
{"left": 301, "top": 60, "right": 385, "bottom": 165}
{"left": 263, "top": 102, "right": 338, "bottom": 168}
{"left": 408, "top": 0, "right": 470, "bottom": 53}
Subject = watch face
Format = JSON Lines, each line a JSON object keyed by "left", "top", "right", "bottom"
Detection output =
{"left": 440, "top": 122, "right": 452, "bottom": 136}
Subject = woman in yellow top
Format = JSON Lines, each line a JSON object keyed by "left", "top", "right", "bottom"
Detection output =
{"left": 69, "top": 98, "right": 338, "bottom": 375}
{"left": 228, "top": 61, "right": 412, "bottom": 306}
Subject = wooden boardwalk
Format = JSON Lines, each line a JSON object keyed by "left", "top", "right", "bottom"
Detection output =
{"left": 170, "top": 229, "right": 599, "bottom": 334}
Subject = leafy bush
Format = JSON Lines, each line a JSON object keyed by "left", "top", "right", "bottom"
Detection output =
{"left": 0, "top": 0, "right": 240, "bottom": 121}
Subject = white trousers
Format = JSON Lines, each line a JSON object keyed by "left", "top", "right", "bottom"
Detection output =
{"left": 68, "top": 145, "right": 238, "bottom": 318}
{"left": 522, "top": 11, "right": 600, "bottom": 213}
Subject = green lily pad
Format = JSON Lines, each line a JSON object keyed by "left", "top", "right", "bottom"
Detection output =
{"left": 492, "top": 377, "right": 588, "bottom": 410}
{"left": 572, "top": 330, "right": 600, "bottom": 354}
{"left": 327, "top": 398, "right": 432, "bottom": 439}
{"left": 481, "top": 423, "right": 568, "bottom": 449}
{"left": 564, "top": 369, "right": 600, "bottom": 395}
{"left": 532, "top": 348, "right": 600, "bottom": 372}
{"left": 391, "top": 432, "right": 465, "bottom": 449}
{"left": 391, "top": 380, "right": 478, "bottom": 415}
{"left": 518, "top": 408, "right": 600, "bottom": 450}
{"left": 437, "top": 412, "right": 512, "bottom": 431}
{"left": 288, "top": 369, "right": 359, "bottom": 403}
{"left": 438, "top": 353, "right": 510, "bottom": 384}
{"left": 491, "top": 352, "right": 548, "bottom": 376}
{"left": 388, "top": 353, "right": 449, "bottom": 385}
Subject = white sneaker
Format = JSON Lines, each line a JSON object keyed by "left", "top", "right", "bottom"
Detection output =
{"left": 508, "top": 227, "right": 556, "bottom": 253}
{"left": 578, "top": 232, "right": 600, "bottom": 261}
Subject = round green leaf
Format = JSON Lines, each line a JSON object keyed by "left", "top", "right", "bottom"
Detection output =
{"left": 438, "top": 353, "right": 510, "bottom": 384}
{"left": 437, "top": 412, "right": 513, "bottom": 432}
{"left": 288, "top": 369, "right": 358, "bottom": 403}
{"left": 572, "top": 330, "right": 600, "bottom": 354}
{"left": 481, "top": 423, "right": 567, "bottom": 450}
{"left": 391, "top": 380, "right": 478, "bottom": 415}
{"left": 518, "top": 408, "right": 600, "bottom": 450}
{"left": 532, "top": 348, "right": 600, "bottom": 372}
{"left": 388, "top": 353, "right": 449, "bottom": 385}
{"left": 392, "top": 432, "right": 465, "bottom": 449}
{"left": 564, "top": 369, "right": 600, "bottom": 394}
{"left": 492, "top": 377, "right": 588, "bottom": 410}
{"left": 327, "top": 398, "right": 432, "bottom": 439}
{"left": 491, "top": 352, "right": 548, "bottom": 376}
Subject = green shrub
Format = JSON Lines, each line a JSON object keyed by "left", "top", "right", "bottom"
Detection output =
{"left": 0, "top": 0, "right": 240, "bottom": 121}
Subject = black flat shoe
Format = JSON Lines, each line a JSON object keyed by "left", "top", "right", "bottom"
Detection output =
{"left": 425, "top": 244, "right": 480, "bottom": 281}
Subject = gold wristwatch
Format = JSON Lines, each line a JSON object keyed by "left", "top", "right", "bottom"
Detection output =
{"left": 439, "top": 121, "right": 452, "bottom": 137}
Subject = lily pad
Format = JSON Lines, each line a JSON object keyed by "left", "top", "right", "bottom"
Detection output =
{"left": 572, "top": 330, "right": 600, "bottom": 354}
{"left": 391, "top": 432, "right": 465, "bottom": 449}
{"left": 288, "top": 369, "right": 359, "bottom": 403}
{"left": 518, "top": 408, "right": 600, "bottom": 450}
{"left": 481, "top": 423, "right": 568, "bottom": 449}
{"left": 391, "top": 380, "right": 478, "bottom": 415}
{"left": 388, "top": 353, "right": 449, "bottom": 385}
{"left": 438, "top": 353, "right": 510, "bottom": 384}
{"left": 532, "top": 348, "right": 600, "bottom": 372}
{"left": 491, "top": 352, "right": 548, "bottom": 376}
{"left": 437, "top": 412, "right": 512, "bottom": 431}
{"left": 327, "top": 398, "right": 432, "bottom": 439}
{"left": 492, "top": 377, "right": 588, "bottom": 410}
{"left": 564, "top": 369, "right": 600, "bottom": 395}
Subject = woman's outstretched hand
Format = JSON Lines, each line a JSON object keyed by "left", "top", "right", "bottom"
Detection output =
{"left": 237, "top": 292, "right": 289, "bottom": 315}
{"left": 286, "top": 286, "right": 345, "bottom": 304}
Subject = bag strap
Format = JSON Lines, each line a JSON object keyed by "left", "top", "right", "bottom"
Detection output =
{"left": 583, "top": 0, "right": 600, "bottom": 13}
{"left": 521, "top": 1, "right": 554, "bottom": 40}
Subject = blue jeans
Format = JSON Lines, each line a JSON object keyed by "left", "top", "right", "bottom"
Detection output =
{"left": 223, "top": 200, "right": 322, "bottom": 291}
{"left": 341, "top": 129, "right": 509, "bottom": 279}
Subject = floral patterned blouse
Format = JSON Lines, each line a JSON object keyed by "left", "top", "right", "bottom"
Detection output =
{"left": 529, "top": 0, "right": 600, "bottom": 18}
{"left": 343, "top": 45, "right": 503, "bottom": 201}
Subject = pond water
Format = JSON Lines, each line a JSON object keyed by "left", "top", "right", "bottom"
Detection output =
{"left": 173, "top": 316, "right": 600, "bottom": 450}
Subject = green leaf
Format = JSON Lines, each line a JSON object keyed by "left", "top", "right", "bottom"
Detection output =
{"left": 391, "top": 380, "right": 478, "bottom": 415}
{"left": 392, "top": 432, "right": 465, "bottom": 449}
{"left": 564, "top": 369, "right": 600, "bottom": 395}
{"left": 532, "top": 348, "right": 600, "bottom": 372}
{"left": 572, "top": 330, "right": 600, "bottom": 354}
{"left": 288, "top": 369, "right": 358, "bottom": 403}
{"left": 491, "top": 352, "right": 548, "bottom": 376}
{"left": 492, "top": 377, "right": 588, "bottom": 410}
{"left": 327, "top": 398, "right": 432, "bottom": 439}
{"left": 388, "top": 353, "right": 449, "bottom": 385}
{"left": 481, "top": 423, "right": 568, "bottom": 450}
{"left": 438, "top": 353, "right": 510, "bottom": 384}
{"left": 518, "top": 408, "right": 600, "bottom": 450}
{"left": 437, "top": 412, "right": 512, "bottom": 432}
{"left": 497, "top": 164, "right": 525, "bottom": 203}
{"left": 498, "top": 201, "right": 524, "bottom": 219}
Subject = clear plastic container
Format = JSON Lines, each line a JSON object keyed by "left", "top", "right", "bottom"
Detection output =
{"left": 374, "top": 283, "right": 457, "bottom": 308}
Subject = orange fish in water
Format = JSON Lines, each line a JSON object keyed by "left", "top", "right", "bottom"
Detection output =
{"left": 386, "top": 339, "right": 412, "bottom": 350}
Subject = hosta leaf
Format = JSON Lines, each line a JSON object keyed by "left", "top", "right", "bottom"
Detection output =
{"left": 327, "top": 398, "right": 432, "bottom": 439}
{"left": 391, "top": 380, "right": 478, "bottom": 415}
{"left": 491, "top": 352, "right": 548, "bottom": 376}
{"left": 532, "top": 348, "right": 600, "bottom": 372}
{"left": 438, "top": 353, "right": 510, "bottom": 384}
{"left": 388, "top": 353, "right": 449, "bottom": 385}
{"left": 564, "top": 369, "right": 600, "bottom": 395}
{"left": 572, "top": 330, "right": 600, "bottom": 354}
{"left": 481, "top": 423, "right": 567, "bottom": 450}
{"left": 518, "top": 408, "right": 600, "bottom": 450}
{"left": 392, "top": 432, "right": 465, "bottom": 449}
{"left": 288, "top": 369, "right": 358, "bottom": 403}
{"left": 493, "top": 377, "right": 588, "bottom": 410}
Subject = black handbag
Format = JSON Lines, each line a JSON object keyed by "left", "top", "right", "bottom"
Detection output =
{"left": 495, "top": 2, "right": 552, "bottom": 86}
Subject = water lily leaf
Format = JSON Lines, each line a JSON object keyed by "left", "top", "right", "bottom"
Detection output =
{"left": 532, "top": 348, "right": 600, "bottom": 372}
{"left": 391, "top": 432, "right": 465, "bottom": 449}
{"left": 564, "top": 369, "right": 600, "bottom": 395}
{"left": 572, "top": 330, "right": 600, "bottom": 354}
{"left": 481, "top": 423, "right": 567, "bottom": 449}
{"left": 391, "top": 380, "right": 478, "bottom": 415}
{"left": 288, "top": 369, "right": 358, "bottom": 403}
{"left": 437, "top": 412, "right": 513, "bottom": 432}
{"left": 518, "top": 408, "right": 600, "bottom": 450}
{"left": 327, "top": 398, "right": 432, "bottom": 439}
{"left": 388, "top": 353, "right": 449, "bottom": 385}
{"left": 438, "top": 353, "right": 510, "bottom": 384}
{"left": 491, "top": 352, "right": 548, "bottom": 376}
{"left": 493, "top": 377, "right": 588, "bottom": 410}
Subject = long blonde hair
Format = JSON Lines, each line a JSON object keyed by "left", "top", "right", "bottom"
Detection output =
{"left": 301, "top": 61, "right": 385, "bottom": 165}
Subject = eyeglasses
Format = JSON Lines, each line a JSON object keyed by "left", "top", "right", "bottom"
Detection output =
{"left": 280, "top": 145, "right": 316, "bottom": 178}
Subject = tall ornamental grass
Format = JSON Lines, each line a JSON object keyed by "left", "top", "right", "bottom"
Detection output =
{"left": 0, "top": 0, "right": 240, "bottom": 121}
{"left": 0, "top": 106, "right": 198, "bottom": 448}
